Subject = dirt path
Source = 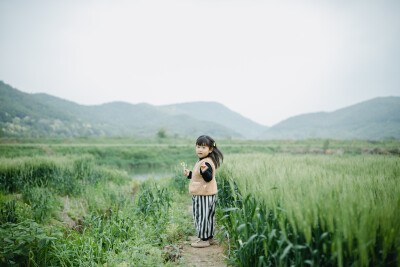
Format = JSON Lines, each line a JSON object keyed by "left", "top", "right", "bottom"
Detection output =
{"left": 177, "top": 205, "right": 228, "bottom": 266}
{"left": 179, "top": 236, "right": 227, "bottom": 266}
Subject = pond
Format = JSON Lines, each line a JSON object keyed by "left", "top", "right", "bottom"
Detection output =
{"left": 129, "top": 165, "right": 176, "bottom": 180}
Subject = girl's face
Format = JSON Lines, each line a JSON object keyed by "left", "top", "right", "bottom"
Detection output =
{"left": 196, "top": 143, "right": 213, "bottom": 158}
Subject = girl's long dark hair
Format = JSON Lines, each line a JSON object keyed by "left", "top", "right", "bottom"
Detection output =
{"left": 196, "top": 135, "right": 224, "bottom": 168}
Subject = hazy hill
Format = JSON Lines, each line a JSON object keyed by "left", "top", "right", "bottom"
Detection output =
{"left": 2, "top": 80, "right": 399, "bottom": 140}
{"left": 0, "top": 81, "right": 104, "bottom": 137}
{"left": 0, "top": 81, "right": 241, "bottom": 138}
{"left": 34, "top": 94, "right": 241, "bottom": 138}
{"left": 260, "top": 97, "right": 400, "bottom": 140}
{"left": 160, "top": 102, "right": 268, "bottom": 139}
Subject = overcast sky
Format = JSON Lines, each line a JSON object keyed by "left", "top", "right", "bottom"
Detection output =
{"left": 1, "top": 0, "right": 399, "bottom": 126}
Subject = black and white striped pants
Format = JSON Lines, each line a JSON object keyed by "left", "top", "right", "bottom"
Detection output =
{"left": 192, "top": 194, "right": 217, "bottom": 240}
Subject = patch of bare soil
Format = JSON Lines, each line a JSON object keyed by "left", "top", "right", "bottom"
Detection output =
{"left": 60, "top": 196, "right": 76, "bottom": 228}
{"left": 179, "top": 236, "right": 227, "bottom": 267}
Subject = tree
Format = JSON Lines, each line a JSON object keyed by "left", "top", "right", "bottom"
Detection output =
{"left": 157, "top": 127, "right": 167, "bottom": 138}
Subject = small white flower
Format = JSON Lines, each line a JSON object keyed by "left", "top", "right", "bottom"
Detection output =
{"left": 180, "top": 161, "right": 187, "bottom": 169}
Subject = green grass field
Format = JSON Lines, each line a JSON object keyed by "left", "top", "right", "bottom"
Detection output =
{"left": 1, "top": 137, "right": 398, "bottom": 172}
{"left": 0, "top": 138, "right": 399, "bottom": 266}
{"left": 216, "top": 153, "right": 399, "bottom": 266}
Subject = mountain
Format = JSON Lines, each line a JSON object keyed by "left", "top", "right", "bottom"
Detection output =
{"left": 259, "top": 97, "right": 400, "bottom": 140}
{"left": 0, "top": 81, "right": 241, "bottom": 138}
{"left": 1, "top": 80, "right": 399, "bottom": 140}
{"left": 0, "top": 81, "right": 104, "bottom": 137}
{"left": 160, "top": 102, "right": 268, "bottom": 139}
{"left": 33, "top": 93, "right": 241, "bottom": 138}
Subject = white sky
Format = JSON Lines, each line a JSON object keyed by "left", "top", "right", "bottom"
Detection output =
{"left": 1, "top": 0, "right": 399, "bottom": 126}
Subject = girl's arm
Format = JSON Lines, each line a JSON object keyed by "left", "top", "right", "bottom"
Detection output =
{"left": 200, "top": 162, "right": 213, "bottom": 182}
{"left": 184, "top": 169, "right": 192, "bottom": 179}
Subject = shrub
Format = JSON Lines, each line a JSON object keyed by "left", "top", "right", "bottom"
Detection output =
{"left": 0, "top": 220, "right": 62, "bottom": 266}
{"left": 0, "top": 197, "right": 33, "bottom": 224}
{"left": 135, "top": 180, "right": 171, "bottom": 218}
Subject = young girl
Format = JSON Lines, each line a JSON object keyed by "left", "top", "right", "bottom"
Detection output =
{"left": 183, "top": 135, "right": 224, "bottom": 248}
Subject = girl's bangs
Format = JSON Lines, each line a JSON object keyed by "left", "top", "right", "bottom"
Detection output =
{"left": 196, "top": 136, "right": 212, "bottom": 147}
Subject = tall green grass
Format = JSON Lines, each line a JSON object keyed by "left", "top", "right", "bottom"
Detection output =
{"left": 216, "top": 154, "right": 400, "bottom": 266}
{"left": 0, "top": 155, "right": 194, "bottom": 266}
{"left": 0, "top": 155, "right": 127, "bottom": 194}
{"left": 0, "top": 156, "right": 86, "bottom": 225}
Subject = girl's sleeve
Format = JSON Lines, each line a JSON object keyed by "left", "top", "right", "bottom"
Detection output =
{"left": 200, "top": 162, "right": 213, "bottom": 182}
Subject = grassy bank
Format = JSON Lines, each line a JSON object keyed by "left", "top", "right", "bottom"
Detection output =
{"left": 0, "top": 155, "right": 194, "bottom": 266}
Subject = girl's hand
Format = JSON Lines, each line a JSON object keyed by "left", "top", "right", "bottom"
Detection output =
{"left": 200, "top": 164, "right": 209, "bottom": 173}
{"left": 183, "top": 169, "right": 190, "bottom": 177}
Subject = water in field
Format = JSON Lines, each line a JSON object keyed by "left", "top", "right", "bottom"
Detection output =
{"left": 129, "top": 165, "right": 173, "bottom": 180}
